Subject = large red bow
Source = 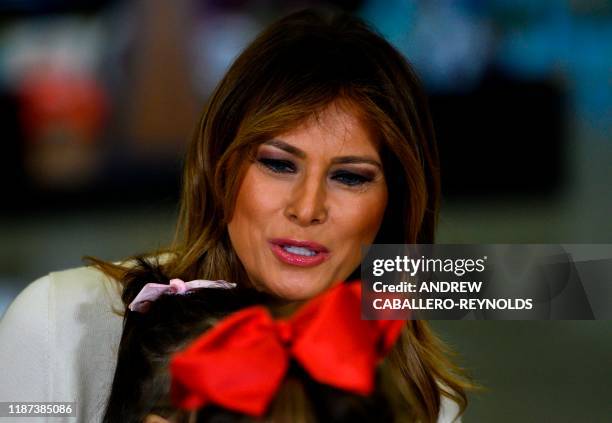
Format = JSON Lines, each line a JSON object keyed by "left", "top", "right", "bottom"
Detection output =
{"left": 169, "top": 280, "right": 405, "bottom": 417}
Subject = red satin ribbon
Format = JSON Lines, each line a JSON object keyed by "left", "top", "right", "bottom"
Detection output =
{"left": 170, "top": 280, "right": 405, "bottom": 417}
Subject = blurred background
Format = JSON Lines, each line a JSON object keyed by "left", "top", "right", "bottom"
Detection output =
{"left": 0, "top": 0, "right": 610, "bottom": 421}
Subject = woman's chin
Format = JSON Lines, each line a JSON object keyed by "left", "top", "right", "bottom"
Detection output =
{"left": 263, "top": 274, "right": 332, "bottom": 301}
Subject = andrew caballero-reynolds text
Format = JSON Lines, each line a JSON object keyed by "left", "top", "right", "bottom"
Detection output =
{"left": 370, "top": 281, "right": 533, "bottom": 311}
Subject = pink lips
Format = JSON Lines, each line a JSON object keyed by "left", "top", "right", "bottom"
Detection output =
{"left": 268, "top": 238, "right": 331, "bottom": 267}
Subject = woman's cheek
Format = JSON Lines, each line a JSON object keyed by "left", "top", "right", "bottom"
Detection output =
{"left": 252, "top": 172, "right": 293, "bottom": 212}
{"left": 339, "top": 189, "right": 387, "bottom": 240}
{"left": 237, "top": 170, "right": 282, "bottom": 223}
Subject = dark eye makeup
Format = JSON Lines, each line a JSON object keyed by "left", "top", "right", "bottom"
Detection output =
{"left": 331, "top": 170, "right": 374, "bottom": 186}
{"left": 257, "top": 157, "right": 376, "bottom": 187}
{"left": 257, "top": 157, "right": 296, "bottom": 173}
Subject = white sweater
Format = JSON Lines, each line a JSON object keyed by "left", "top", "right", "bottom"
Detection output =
{"left": 0, "top": 265, "right": 461, "bottom": 423}
{"left": 0, "top": 266, "right": 124, "bottom": 422}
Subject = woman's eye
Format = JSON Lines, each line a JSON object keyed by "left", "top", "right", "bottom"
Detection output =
{"left": 331, "top": 171, "right": 373, "bottom": 186}
{"left": 258, "top": 158, "right": 296, "bottom": 173}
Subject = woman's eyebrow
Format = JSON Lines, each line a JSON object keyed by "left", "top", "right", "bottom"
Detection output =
{"left": 331, "top": 156, "right": 382, "bottom": 169}
{"left": 263, "top": 139, "right": 306, "bottom": 158}
{"left": 264, "top": 139, "right": 382, "bottom": 169}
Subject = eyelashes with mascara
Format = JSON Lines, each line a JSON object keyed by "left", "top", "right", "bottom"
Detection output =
{"left": 257, "top": 157, "right": 374, "bottom": 187}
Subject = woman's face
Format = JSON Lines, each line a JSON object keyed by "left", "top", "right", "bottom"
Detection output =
{"left": 228, "top": 102, "right": 388, "bottom": 300}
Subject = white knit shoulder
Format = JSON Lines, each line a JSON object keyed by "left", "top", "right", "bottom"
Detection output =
{"left": 0, "top": 264, "right": 124, "bottom": 422}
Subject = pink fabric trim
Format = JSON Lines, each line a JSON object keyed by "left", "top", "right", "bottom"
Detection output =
{"left": 128, "top": 278, "right": 236, "bottom": 312}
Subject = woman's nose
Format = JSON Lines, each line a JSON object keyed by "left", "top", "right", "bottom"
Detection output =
{"left": 284, "top": 173, "right": 328, "bottom": 226}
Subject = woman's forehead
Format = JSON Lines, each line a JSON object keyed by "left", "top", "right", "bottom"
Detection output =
{"left": 270, "top": 101, "right": 380, "bottom": 154}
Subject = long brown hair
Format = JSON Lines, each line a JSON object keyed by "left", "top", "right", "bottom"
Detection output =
{"left": 87, "top": 8, "right": 472, "bottom": 422}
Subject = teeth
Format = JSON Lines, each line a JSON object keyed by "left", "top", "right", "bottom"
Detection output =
{"left": 282, "top": 245, "right": 317, "bottom": 256}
